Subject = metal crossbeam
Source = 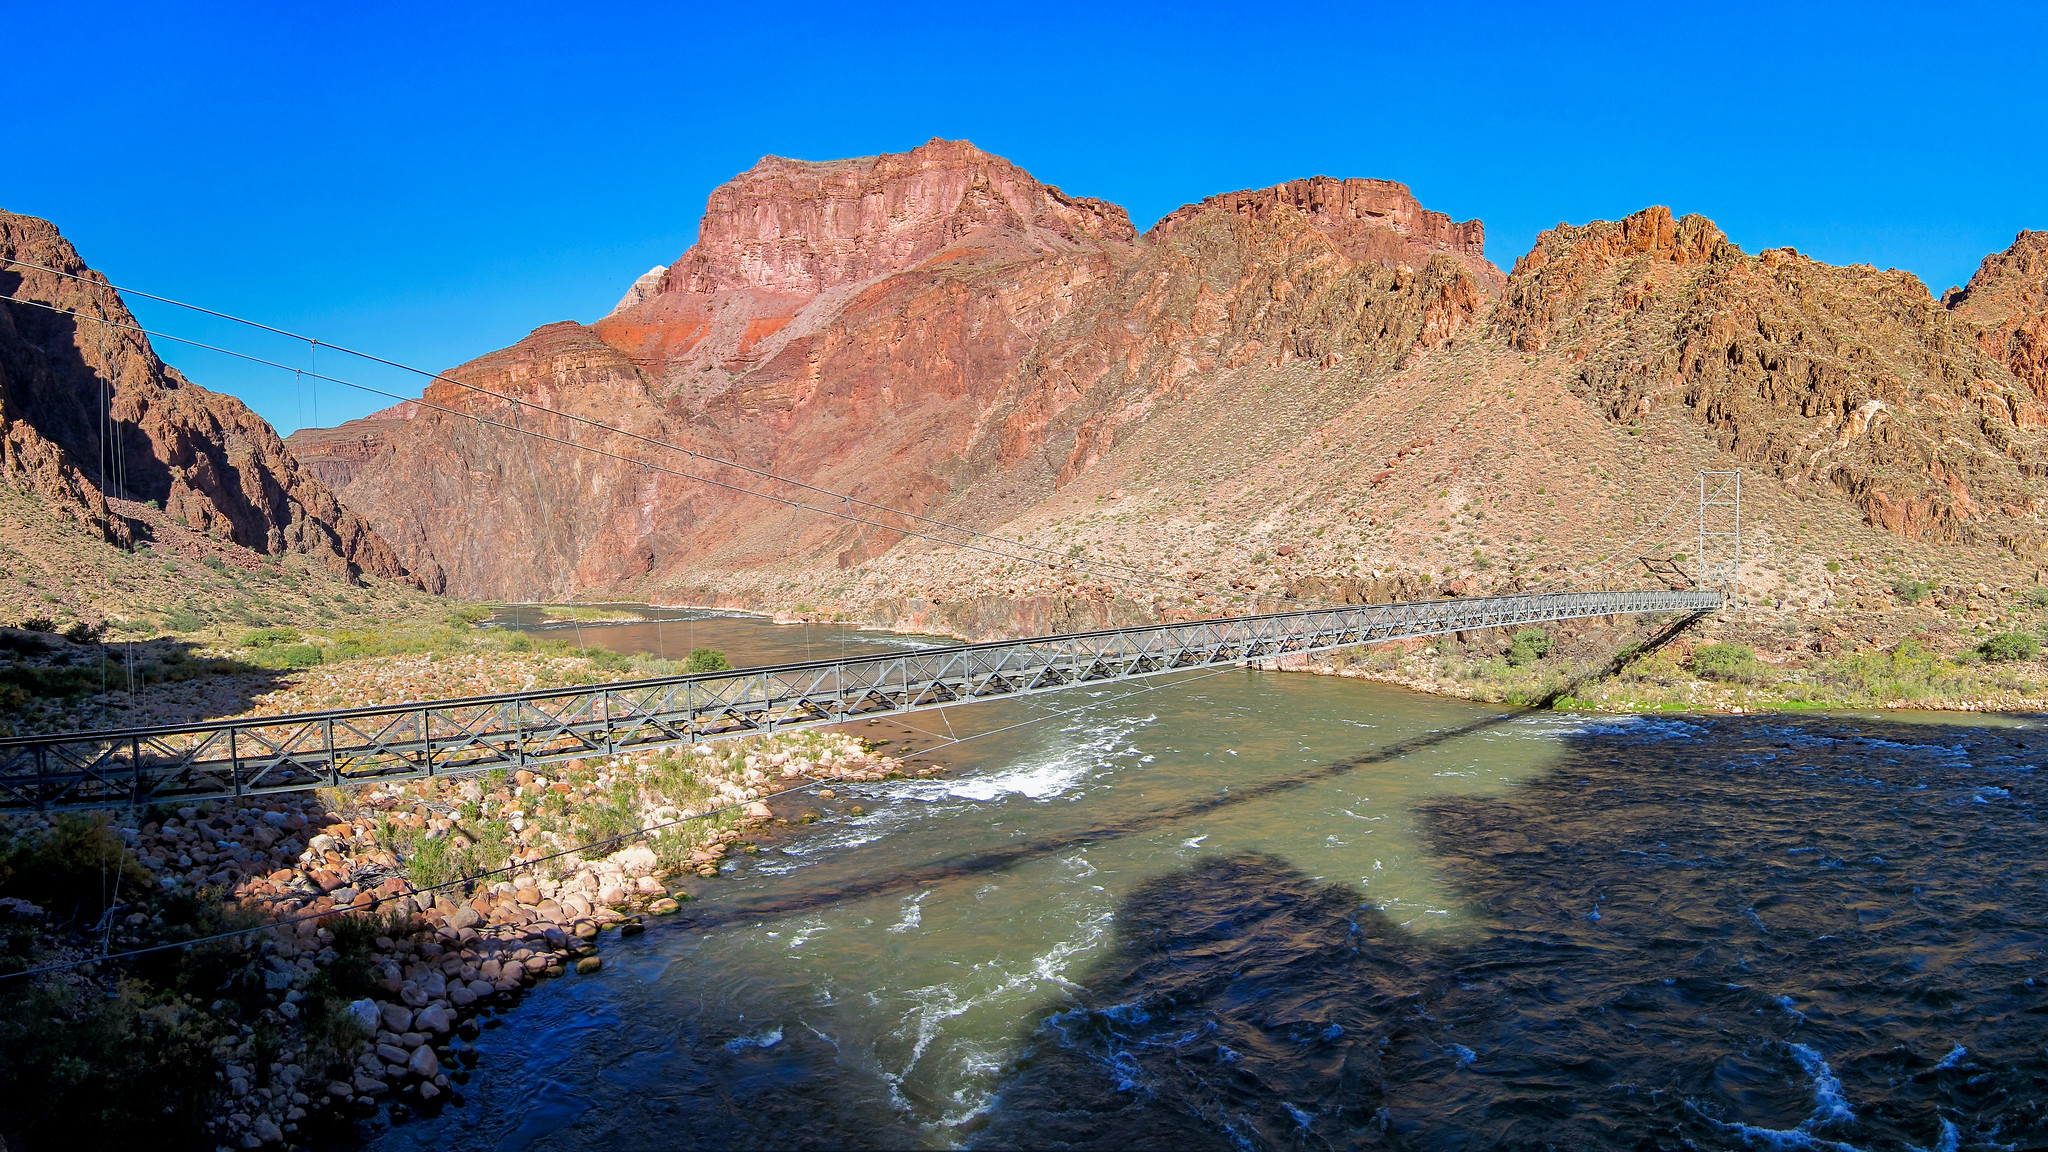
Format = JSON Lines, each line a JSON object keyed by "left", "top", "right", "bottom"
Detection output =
{"left": 0, "top": 590, "right": 1721, "bottom": 812}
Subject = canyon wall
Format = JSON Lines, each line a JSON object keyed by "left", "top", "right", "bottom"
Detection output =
{"left": 284, "top": 141, "right": 2048, "bottom": 628}
{"left": 0, "top": 212, "right": 414, "bottom": 583}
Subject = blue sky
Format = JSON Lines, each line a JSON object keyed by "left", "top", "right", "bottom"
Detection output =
{"left": 8, "top": 1, "right": 2044, "bottom": 435}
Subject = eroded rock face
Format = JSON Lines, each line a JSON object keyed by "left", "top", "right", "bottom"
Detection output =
{"left": 1495, "top": 207, "right": 2048, "bottom": 543}
{"left": 1949, "top": 230, "right": 2048, "bottom": 404}
{"left": 286, "top": 143, "right": 2048, "bottom": 621}
{"left": 0, "top": 212, "right": 415, "bottom": 582}
{"left": 291, "top": 142, "right": 1512, "bottom": 606}
{"left": 1151, "top": 175, "right": 1501, "bottom": 292}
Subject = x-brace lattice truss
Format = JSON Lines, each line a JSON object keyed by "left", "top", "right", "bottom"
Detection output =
{"left": 0, "top": 589, "right": 1721, "bottom": 811}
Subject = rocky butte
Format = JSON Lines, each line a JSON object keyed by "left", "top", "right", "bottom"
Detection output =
{"left": 283, "top": 138, "right": 2048, "bottom": 649}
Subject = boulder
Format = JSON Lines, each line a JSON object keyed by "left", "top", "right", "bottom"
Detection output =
{"left": 379, "top": 1003, "right": 413, "bottom": 1033}
{"left": 606, "top": 844, "right": 659, "bottom": 876}
{"left": 346, "top": 999, "right": 379, "bottom": 1034}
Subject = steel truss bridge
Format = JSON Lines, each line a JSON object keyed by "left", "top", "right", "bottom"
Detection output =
{"left": 0, "top": 589, "right": 1720, "bottom": 812}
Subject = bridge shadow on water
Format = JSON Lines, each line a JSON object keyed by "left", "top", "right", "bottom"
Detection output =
{"left": 964, "top": 714, "right": 2048, "bottom": 1151}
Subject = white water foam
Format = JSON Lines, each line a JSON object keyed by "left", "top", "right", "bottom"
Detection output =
{"left": 894, "top": 712, "right": 1156, "bottom": 803}
{"left": 880, "top": 904, "right": 1118, "bottom": 1124}
{"left": 724, "top": 1025, "right": 783, "bottom": 1051}
{"left": 887, "top": 891, "right": 927, "bottom": 935}
{"left": 1698, "top": 1041, "right": 1862, "bottom": 1150}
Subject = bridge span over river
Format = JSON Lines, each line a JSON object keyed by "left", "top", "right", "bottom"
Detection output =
{"left": 0, "top": 589, "right": 1721, "bottom": 813}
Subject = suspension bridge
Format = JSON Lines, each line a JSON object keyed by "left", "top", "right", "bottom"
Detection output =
{"left": 0, "top": 588, "right": 1721, "bottom": 812}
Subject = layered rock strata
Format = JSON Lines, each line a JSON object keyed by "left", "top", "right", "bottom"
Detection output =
{"left": 286, "top": 141, "right": 2048, "bottom": 634}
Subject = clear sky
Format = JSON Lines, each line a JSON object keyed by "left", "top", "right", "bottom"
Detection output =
{"left": 8, "top": 1, "right": 2044, "bottom": 435}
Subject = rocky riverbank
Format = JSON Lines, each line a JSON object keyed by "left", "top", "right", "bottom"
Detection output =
{"left": 0, "top": 703, "right": 930, "bottom": 1149}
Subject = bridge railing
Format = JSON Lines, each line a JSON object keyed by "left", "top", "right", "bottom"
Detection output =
{"left": 0, "top": 589, "right": 1721, "bottom": 811}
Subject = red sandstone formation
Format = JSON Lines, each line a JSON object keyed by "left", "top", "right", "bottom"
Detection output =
{"left": 283, "top": 140, "right": 2048, "bottom": 624}
{"left": 1151, "top": 175, "right": 1501, "bottom": 292}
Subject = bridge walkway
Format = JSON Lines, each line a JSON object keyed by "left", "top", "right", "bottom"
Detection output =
{"left": 0, "top": 589, "right": 1721, "bottom": 812}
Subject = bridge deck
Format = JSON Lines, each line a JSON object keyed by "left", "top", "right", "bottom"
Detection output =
{"left": 0, "top": 590, "right": 1720, "bottom": 811}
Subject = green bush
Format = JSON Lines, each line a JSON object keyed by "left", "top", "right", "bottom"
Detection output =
{"left": 2026, "top": 586, "right": 2048, "bottom": 609}
{"left": 160, "top": 607, "right": 204, "bottom": 633}
{"left": 0, "top": 814, "right": 155, "bottom": 924}
{"left": 1978, "top": 630, "right": 2041, "bottom": 663}
{"left": 446, "top": 604, "right": 492, "bottom": 627}
{"left": 1505, "top": 628, "right": 1550, "bottom": 667}
{"left": 63, "top": 621, "right": 106, "bottom": 645}
{"left": 16, "top": 616, "right": 56, "bottom": 634}
{"left": 275, "top": 644, "right": 324, "bottom": 669}
{"left": 684, "top": 647, "right": 734, "bottom": 674}
{"left": 1892, "top": 578, "right": 1937, "bottom": 605}
{"left": 1690, "top": 643, "right": 1764, "bottom": 684}
{"left": 0, "top": 982, "right": 228, "bottom": 1148}
{"left": 239, "top": 626, "right": 301, "bottom": 649}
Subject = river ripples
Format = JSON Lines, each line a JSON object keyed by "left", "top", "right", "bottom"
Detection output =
{"left": 375, "top": 616, "right": 2048, "bottom": 1151}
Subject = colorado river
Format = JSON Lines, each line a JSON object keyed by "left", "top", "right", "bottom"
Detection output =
{"left": 376, "top": 611, "right": 2048, "bottom": 1150}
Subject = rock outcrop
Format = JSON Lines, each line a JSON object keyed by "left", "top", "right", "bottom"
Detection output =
{"left": 1151, "top": 175, "right": 1501, "bottom": 292}
{"left": 1949, "top": 230, "right": 2048, "bottom": 403}
{"left": 0, "top": 212, "right": 415, "bottom": 583}
{"left": 1493, "top": 206, "right": 2048, "bottom": 544}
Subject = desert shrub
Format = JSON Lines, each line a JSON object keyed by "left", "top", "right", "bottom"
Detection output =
{"left": 1690, "top": 643, "right": 1764, "bottom": 684}
{"left": 1979, "top": 630, "right": 2041, "bottom": 663}
{"left": 1505, "top": 628, "right": 1550, "bottom": 667}
{"left": 0, "top": 981, "right": 228, "bottom": 1149}
{"left": 1892, "top": 578, "right": 1937, "bottom": 605}
{"left": 0, "top": 813, "right": 156, "bottom": 924}
{"left": 160, "top": 607, "right": 204, "bottom": 633}
{"left": 581, "top": 647, "right": 634, "bottom": 673}
{"left": 2026, "top": 586, "right": 2048, "bottom": 609}
{"left": 63, "top": 621, "right": 106, "bottom": 644}
{"left": 16, "top": 616, "right": 57, "bottom": 634}
{"left": 275, "top": 644, "right": 323, "bottom": 668}
{"left": 1816, "top": 639, "right": 1972, "bottom": 702}
{"left": 571, "top": 777, "right": 644, "bottom": 850}
{"left": 239, "top": 626, "right": 301, "bottom": 649}
{"left": 684, "top": 647, "right": 734, "bottom": 674}
{"left": 446, "top": 604, "right": 492, "bottom": 626}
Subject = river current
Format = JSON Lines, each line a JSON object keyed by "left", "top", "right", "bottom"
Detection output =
{"left": 375, "top": 611, "right": 2048, "bottom": 1151}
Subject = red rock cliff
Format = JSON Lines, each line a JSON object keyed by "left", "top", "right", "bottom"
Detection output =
{"left": 0, "top": 212, "right": 415, "bottom": 583}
